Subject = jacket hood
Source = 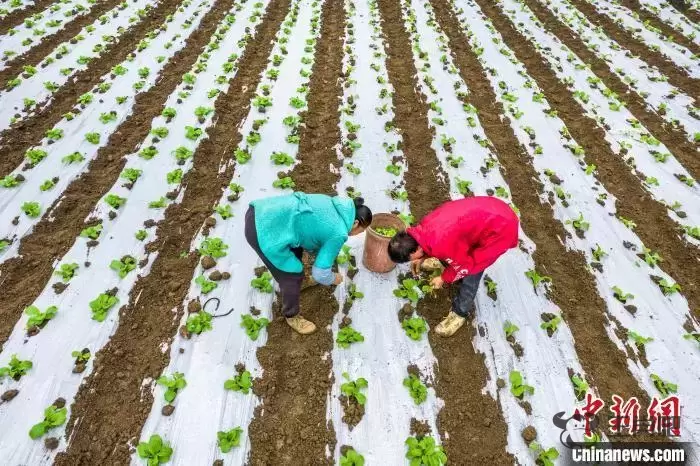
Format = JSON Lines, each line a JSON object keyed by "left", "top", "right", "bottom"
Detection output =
{"left": 406, "top": 225, "right": 433, "bottom": 256}
{"left": 332, "top": 196, "right": 356, "bottom": 232}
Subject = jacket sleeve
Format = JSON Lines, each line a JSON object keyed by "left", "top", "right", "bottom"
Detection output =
{"left": 463, "top": 234, "right": 515, "bottom": 275}
{"left": 314, "top": 235, "right": 347, "bottom": 270}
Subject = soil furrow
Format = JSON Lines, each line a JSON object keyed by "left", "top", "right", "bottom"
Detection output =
{"left": 565, "top": 0, "right": 700, "bottom": 98}
{"left": 0, "top": 0, "right": 56, "bottom": 34}
{"left": 670, "top": 2, "right": 700, "bottom": 24}
{"left": 432, "top": 0, "right": 665, "bottom": 442}
{"left": 246, "top": 0, "right": 344, "bottom": 463}
{"left": 0, "top": 0, "right": 127, "bottom": 89}
{"left": 618, "top": 0, "right": 700, "bottom": 55}
{"left": 51, "top": 0, "right": 291, "bottom": 463}
{"left": 520, "top": 0, "right": 700, "bottom": 182}
{"left": 0, "top": 0, "right": 186, "bottom": 178}
{"left": 376, "top": 0, "right": 513, "bottom": 462}
{"left": 0, "top": 0, "right": 236, "bottom": 351}
{"left": 476, "top": 0, "right": 700, "bottom": 320}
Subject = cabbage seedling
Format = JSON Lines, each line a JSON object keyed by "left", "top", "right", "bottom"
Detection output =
{"left": 186, "top": 311, "right": 213, "bottom": 335}
{"left": 570, "top": 375, "right": 588, "bottom": 400}
{"left": 22, "top": 201, "right": 41, "bottom": 218}
{"left": 651, "top": 374, "right": 677, "bottom": 397}
{"left": 110, "top": 255, "right": 137, "bottom": 278}
{"left": 217, "top": 427, "right": 243, "bottom": 453}
{"left": 0, "top": 354, "right": 33, "bottom": 380}
{"left": 25, "top": 305, "right": 57, "bottom": 329}
{"left": 105, "top": 193, "right": 126, "bottom": 209}
{"left": 405, "top": 436, "right": 447, "bottom": 466}
{"left": 55, "top": 263, "right": 79, "bottom": 281}
{"left": 628, "top": 331, "right": 653, "bottom": 347}
{"left": 341, "top": 372, "right": 368, "bottom": 405}
{"left": 90, "top": 292, "right": 118, "bottom": 322}
{"left": 509, "top": 370, "right": 534, "bottom": 398}
{"left": 340, "top": 447, "right": 365, "bottom": 466}
{"left": 503, "top": 320, "right": 518, "bottom": 338}
{"left": 612, "top": 286, "right": 633, "bottom": 303}
{"left": 529, "top": 443, "right": 558, "bottom": 466}
{"left": 29, "top": 405, "right": 67, "bottom": 439}
{"left": 403, "top": 373, "right": 427, "bottom": 405}
{"left": 241, "top": 314, "right": 269, "bottom": 340}
{"left": 402, "top": 317, "right": 427, "bottom": 341}
{"left": 80, "top": 224, "right": 103, "bottom": 240}
{"left": 336, "top": 326, "right": 364, "bottom": 348}
{"left": 156, "top": 372, "right": 186, "bottom": 402}
{"left": 199, "top": 237, "right": 228, "bottom": 258}
{"left": 540, "top": 315, "right": 561, "bottom": 336}
{"left": 195, "top": 275, "right": 217, "bottom": 294}
{"left": 137, "top": 434, "right": 173, "bottom": 465}
{"left": 525, "top": 269, "right": 551, "bottom": 291}
{"left": 657, "top": 279, "right": 681, "bottom": 295}
{"left": 224, "top": 370, "right": 252, "bottom": 393}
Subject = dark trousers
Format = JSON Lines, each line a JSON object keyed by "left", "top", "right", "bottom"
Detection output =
{"left": 244, "top": 206, "right": 303, "bottom": 318}
{"left": 452, "top": 272, "right": 484, "bottom": 318}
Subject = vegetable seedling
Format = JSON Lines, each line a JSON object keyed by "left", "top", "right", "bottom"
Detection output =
{"left": 340, "top": 447, "right": 365, "bottom": 466}
{"left": 509, "top": 370, "right": 534, "bottom": 398}
{"left": 199, "top": 237, "right": 228, "bottom": 258}
{"left": 90, "top": 292, "right": 118, "bottom": 322}
{"left": 525, "top": 269, "right": 551, "bottom": 291}
{"left": 336, "top": 326, "right": 364, "bottom": 348}
{"left": 22, "top": 201, "right": 41, "bottom": 218}
{"left": 156, "top": 372, "right": 186, "bottom": 403}
{"left": 341, "top": 372, "right": 368, "bottom": 405}
{"left": 503, "top": 320, "right": 519, "bottom": 339}
{"left": 241, "top": 314, "right": 269, "bottom": 340}
{"left": 403, "top": 373, "right": 427, "bottom": 405}
{"left": 224, "top": 370, "right": 252, "bottom": 394}
{"left": 137, "top": 434, "right": 173, "bottom": 465}
{"left": 657, "top": 279, "right": 681, "bottom": 295}
{"left": 273, "top": 176, "right": 295, "bottom": 189}
{"left": 55, "top": 262, "right": 78, "bottom": 281}
{"left": 405, "top": 436, "right": 447, "bottom": 466}
{"left": 529, "top": 443, "right": 559, "bottom": 466}
{"left": 402, "top": 317, "right": 427, "bottom": 341}
{"left": 373, "top": 226, "right": 397, "bottom": 237}
{"left": 612, "top": 286, "right": 634, "bottom": 304}
{"left": 540, "top": 315, "right": 561, "bottom": 336}
{"left": 628, "top": 331, "right": 653, "bottom": 347}
{"left": 105, "top": 193, "right": 126, "bottom": 210}
{"left": 217, "top": 427, "right": 243, "bottom": 453}
{"left": 25, "top": 305, "right": 57, "bottom": 329}
{"left": 251, "top": 271, "right": 273, "bottom": 293}
{"left": 394, "top": 278, "right": 431, "bottom": 306}
{"left": 71, "top": 349, "right": 90, "bottom": 364}
{"left": 270, "top": 151, "right": 295, "bottom": 165}
{"left": 195, "top": 275, "right": 217, "bottom": 294}
{"left": 186, "top": 311, "right": 213, "bottom": 335}
{"left": 29, "top": 405, "right": 67, "bottom": 440}
{"left": 651, "top": 374, "right": 677, "bottom": 397}
{"left": 110, "top": 255, "right": 137, "bottom": 278}
{"left": 0, "top": 354, "right": 33, "bottom": 380}
{"left": 571, "top": 374, "right": 589, "bottom": 400}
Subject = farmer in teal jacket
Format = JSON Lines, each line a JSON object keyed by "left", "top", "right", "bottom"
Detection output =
{"left": 245, "top": 192, "right": 372, "bottom": 334}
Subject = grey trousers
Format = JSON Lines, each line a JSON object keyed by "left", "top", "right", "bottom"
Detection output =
{"left": 452, "top": 272, "right": 484, "bottom": 317}
{"left": 244, "top": 206, "right": 303, "bottom": 318}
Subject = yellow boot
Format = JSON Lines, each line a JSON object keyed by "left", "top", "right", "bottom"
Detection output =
{"left": 286, "top": 315, "right": 317, "bottom": 334}
{"left": 434, "top": 311, "right": 466, "bottom": 337}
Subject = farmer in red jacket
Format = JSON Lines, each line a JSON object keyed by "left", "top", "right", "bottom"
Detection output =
{"left": 388, "top": 197, "right": 519, "bottom": 337}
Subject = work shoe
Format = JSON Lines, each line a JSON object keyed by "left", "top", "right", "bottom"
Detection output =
{"left": 435, "top": 311, "right": 466, "bottom": 337}
{"left": 286, "top": 315, "right": 317, "bottom": 334}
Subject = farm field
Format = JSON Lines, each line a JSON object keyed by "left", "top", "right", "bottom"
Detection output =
{"left": 0, "top": 0, "right": 698, "bottom": 463}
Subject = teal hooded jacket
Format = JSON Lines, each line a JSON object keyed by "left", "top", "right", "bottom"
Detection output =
{"left": 250, "top": 192, "right": 355, "bottom": 275}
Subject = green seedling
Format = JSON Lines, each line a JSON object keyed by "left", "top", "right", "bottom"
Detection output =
{"left": 571, "top": 375, "right": 589, "bottom": 400}
{"left": 199, "top": 237, "right": 228, "bottom": 258}
{"left": 110, "top": 255, "right": 137, "bottom": 278}
{"left": 394, "top": 278, "right": 431, "bottom": 306}
{"left": 540, "top": 315, "right": 561, "bottom": 335}
{"left": 29, "top": 405, "right": 67, "bottom": 440}
{"left": 529, "top": 443, "right": 559, "bottom": 466}
{"left": 386, "top": 163, "right": 401, "bottom": 176}
{"left": 216, "top": 204, "right": 233, "bottom": 220}
{"left": 105, "top": 193, "right": 126, "bottom": 210}
{"left": 341, "top": 372, "right": 368, "bottom": 405}
{"left": 612, "top": 286, "right": 634, "bottom": 303}
{"left": 121, "top": 168, "right": 142, "bottom": 183}
{"left": 156, "top": 372, "right": 186, "bottom": 402}
{"left": 373, "top": 226, "right": 397, "bottom": 237}
{"left": 71, "top": 349, "right": 90, "bottom": 364}
{"left": 591, "top": 244, "right": 606, "bottom": 262}
{"left": 683, "top": 333, "right": 700, "bottom": 347}
{"left": 241, "top": 314, "right": 269, "bottom": 340}
{"left": 566, "top": 213, "right": 590, "bottom": 234}
{"left": 224, "top": 370, "right": 252, "bottom": 394}
{"left": 628, "top": 331, "right": 653, "bottom": 347}
{"left": 174, "top": 146, "right": 193, "bottom": 162}
{"left": 484, "top": 276, "right": 497, "bottom": 296}
{"left": 509, "top": 370, "right": 534, "bottom": 398}
{"left": 90, "top": 292, "right": 118, "bottom": 322}
{"left": 336, "top": 245, "right": 353, "bottom": 265}
{"left": 270, "top": 151, "right": 295, "bottom": 165}
{"left": 55, "top": 262, "right": 78, "bottom": 282}
{"left": 525, "top": 269, "right": 551, "bottom": 290}
{"left": 22, "top": 201, "right": 41, "bottom": 218}
{"left": 135, "top": 230, "right": 147, "bottom": 241}
{"left": 651, "top": 374, "right": 677, "bottom": 397}
{"left": 503, "top": 321, "right": 519, "bottom": 338}
{"left": 137, "top": 434, "right": 173, "bottom": 465}
{"left": 273, "top": 177, "right": 295, "bottom": 189}
{"left": 456, "top": 178, "right": 472, "bottom": 196}
{"left": 250, "top": 271, "right": 273, "bottom": 293}
{"left": 403, "top": 373, "right": 427, "bottom": 405}
{"left": 184, "top": 126, "right": 202, "bottom": 140}
{"left": 336, "top": 326, "right": 364, "bottom": 348}
{"left": 85, "top": 132, "right": 100, "bottom": 144}
{"left": 618, "top": 216, "right": 637, "bottom": 230}
{"left": 402, "top": 317, "right": 427, "bottom": 341}
{"left": 25, "top": 305, "right": 57, "bottom": 329}
{"left": 641, "top": 248, "right": 662, "bottom": 267}
{"left": 80, "top": 224, "right": 103, "bottom": 240}
{"left": 0, "top": 175, "right": 23, "bottom": 188}
{"left": 217, "top": 427, "right": 243, "bottom": 453}
{"left": 340, "top": 447, "right": 365, "bottom": 466}
{"left": 657, "top": 279, "right": 681, "bottom": 295}
{"left": 186, "top": 311, "right": 213, "bottom": 335}
{"left": 0, "top": 354, "right": 33, "bottom": 380}
{"left": 167, "top": 169, "right": 183, "bottom": 184}
{"left": 195, "top": 275, "right": 217, "bottom": 294}
{"left": 405, "top": 436, "right": 447, "bottom": 466}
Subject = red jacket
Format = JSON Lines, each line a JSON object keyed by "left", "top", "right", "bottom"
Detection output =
{"left": 407, "top": 197, "right": 519, "bottom": 283}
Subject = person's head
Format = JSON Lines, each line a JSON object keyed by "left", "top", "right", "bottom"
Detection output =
{"left": 388, "top": 231, "right": 424, "bottom": 263}
{"left": 350, "top": 197, "right": 372, "bottom": 236}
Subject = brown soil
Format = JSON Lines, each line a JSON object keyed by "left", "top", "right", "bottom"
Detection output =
{"left": 521, "top": 0, "right": 700, "bottom": 180}
{"left": 489, "top": 0, "right": 700, "bottom": 319}
{"left": 52, "top": 0, "right": 292, "bottom": 464}
{"left": 441, "top": 0, "right": 668, "bottom": 443}
{"left": 0, "top": 0, "right": 56, "bottom": 33}
{"left": 0, "top": 0, "right": 245, "bottom": 349}
{"left": 0, "top": 0, "right": 187, "bottom": 178}
{"left": 398, "top": 302, "right": 413, "bottom": 323}
{"left": 522, "top": 425, "right": 537, "bottom": 443}
{"left": 410, "top": 418, "right": 432, "bottom": 437}
{"left": 377, "top": 0, "right": 512, "bottom": 462}
{"left": 672, "top": 2, "right": 700, "bottom": 23}
{"left": 247, "top": 0, "right": 344, "bottom": 463}
{"left": 618, "top": 0, "right": 700, "bottom": 56}
{"left": 0, "top": 0, "right": 127, "bottom": 90}
{"left": 567, "top": 0, "right": 700, "bottom": 98}
{"left": 339, "top": 394, "right": 365, "bottom": 430}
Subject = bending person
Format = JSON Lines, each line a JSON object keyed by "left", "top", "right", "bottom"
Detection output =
{"left": 245, "top": 192, "right": 372, "bottom": 334}
{"left": 388, "top": 196, "right": 518, "bottom": 337}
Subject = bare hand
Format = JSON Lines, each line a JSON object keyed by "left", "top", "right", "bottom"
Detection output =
{"left": 410, "top": 259, "right": 424, "bottom": 277}
{"left": 430, "top": 276, "right": 444, "bottom": 290}
{"left": 333, "top": 273, "right": 343, "bottom": 285}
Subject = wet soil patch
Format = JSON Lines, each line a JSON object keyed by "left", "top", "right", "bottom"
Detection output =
{"left": 0, "top": 0, "right": 188, "bottom": 178}
{"left": 376, "top": 0, "right": 512, "bottom": 461}
{"left": 247, "top": 0, "right": 345, "bottom": 463}
{"left": 567, "top": 0, "right": 700, "bottom": 98}
{"left": 52, "top": 0, "right": 293, "bottom": 463}
{"left": 433, "top": 0, "right": 665, "bottom": 443}
{"left": 0, "top": 0, "right": 128, "bottom": 90}
{"left": 521, "top": 0, "right": 700, "bottom": 180}
{"left": 0, "top": 0, "right": 242, "bottom": 349}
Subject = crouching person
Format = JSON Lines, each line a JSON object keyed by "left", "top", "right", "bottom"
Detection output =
{"left": 388, "top": 197, "right": 518, "bottom": 337}
{"left": 245, "top": 192, "right": 372, "bottom": 334}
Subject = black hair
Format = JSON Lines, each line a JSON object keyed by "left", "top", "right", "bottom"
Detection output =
{"left": 388, "top": 231, "right": 419, "bottom": 263}
{"left": 353, "top": 197, "right": 372, "bottom": 228}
